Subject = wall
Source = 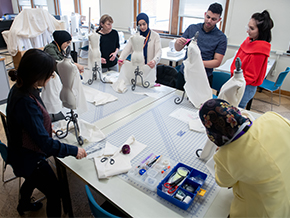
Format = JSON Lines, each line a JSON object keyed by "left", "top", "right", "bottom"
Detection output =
{"left": 0, "top": 0, "right": 14, "bottom": 17}
{"left": 224, "top": 0, "right": 290, "bottom": 92}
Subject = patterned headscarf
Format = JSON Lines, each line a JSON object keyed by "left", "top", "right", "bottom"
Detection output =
{"left": 199, "top": 99, "right": 248, "bottom": 147}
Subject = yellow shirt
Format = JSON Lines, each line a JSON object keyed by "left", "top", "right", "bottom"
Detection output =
{"left": 214, "top": 112, "right": 290, "bottom": 217}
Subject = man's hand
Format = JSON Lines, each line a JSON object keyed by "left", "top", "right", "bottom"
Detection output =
{"left": 175, "top": 37, "right": 187, "bottom": 51}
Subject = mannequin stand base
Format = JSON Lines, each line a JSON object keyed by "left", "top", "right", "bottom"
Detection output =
{"left": 88, "top": 62, "right": 109, "bottom": 85}
{"left": 55, "top": 109, "right": 84, "bottom": 145}
{"left": 174, "top": 91, "right": 186, "bottom": 104}
{"left": 131, "top": 66, "right": 150, "bottom": 91}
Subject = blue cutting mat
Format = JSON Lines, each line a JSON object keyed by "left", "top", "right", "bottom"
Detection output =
{"left": 92, "top": 94, "right": 220, "bottom": 218}
{"left": 79, "top": 81, "right": 162, "bottom": 124}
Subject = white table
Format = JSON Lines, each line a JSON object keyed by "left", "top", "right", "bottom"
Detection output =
{"left": 56, "top": 90, "right": 238, "bottom": 218}
{"left": 215, "top": 57, "right": 276, "bottom": 78}
{"left": 161, "top": 47, "right": 186, "bottom": 67}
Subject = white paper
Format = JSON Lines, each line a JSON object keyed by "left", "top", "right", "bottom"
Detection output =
{"left": 169, "top": 108, "right": 199, "bottom": 124}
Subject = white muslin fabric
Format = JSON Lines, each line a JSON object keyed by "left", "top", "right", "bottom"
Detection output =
{"left": 198, "top": 139, "right": 217, "bottom": 161}
{"left": 82, "top": 85, "right": 117, "bottom": 106}
{"left": 189, "top": 118, "right": 206, "bottom": 133}
{"left": 217, "top": 70, "right": 246, "bottom": 108}
{"left": 3, "top": 8, "right": 63, "bottom": 56}
{"left": 41, "top": 72, "right": 62, "bottom": 114}
{"left": 183, "top": 41, "right": 212, "bottom": 108}
{"left": 94, "top": 135, "right": 147, "bottom": 179}
{"left": 54, "top": 119, "right": 105, "bottom": 143}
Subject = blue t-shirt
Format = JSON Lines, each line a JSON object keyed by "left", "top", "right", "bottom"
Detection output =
{"left": 180, "top": 23, "right": 227, "bottom": 77}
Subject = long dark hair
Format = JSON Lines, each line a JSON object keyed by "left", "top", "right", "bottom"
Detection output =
{"left": 9, "top": 49, "right": 56, "bottom": 90}
{"left": 252, "top": 10, "right": 274, "bottom": 42}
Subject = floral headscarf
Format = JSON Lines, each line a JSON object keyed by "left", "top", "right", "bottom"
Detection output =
{"left": 199, "top": 99, "right": 248, "bottom": 147}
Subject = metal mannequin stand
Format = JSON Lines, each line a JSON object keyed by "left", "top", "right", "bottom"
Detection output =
{"left": 174, "top": 91, "right": 186, "bottom": 104}
{"left": 131, "top": 66, "right": 150, "bottom": 91}
{"left": 88, "top": 62, "right": 109, "bottom": 85}
{"left": 56, "top": 109, "right": 84, "bottom": 145}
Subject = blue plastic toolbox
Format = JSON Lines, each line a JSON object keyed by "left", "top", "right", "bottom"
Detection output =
{"left": 157, "top": 162, "right": 207, "bottom": 210}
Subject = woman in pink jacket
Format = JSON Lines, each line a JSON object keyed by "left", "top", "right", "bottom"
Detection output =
{"left": 230, "top": 10, "right": 274, "bottom": 108}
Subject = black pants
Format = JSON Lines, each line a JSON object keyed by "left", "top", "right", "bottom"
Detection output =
{"left": 19, "top": 159, "right": 61, "bottom": 217}
{"left": 176, "top": 72, "right": 213, "bottom": 90}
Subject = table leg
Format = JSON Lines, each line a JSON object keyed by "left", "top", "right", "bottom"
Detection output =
{"left": 55, "top": 157, "right": 74, "bottom": 217}
{"left": 169, "top": 61, "right": 173, "bottom": 66}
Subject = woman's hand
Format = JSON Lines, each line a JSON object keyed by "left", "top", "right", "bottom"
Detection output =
{"left": 76, "top": 147, "right": 87, "bottom": 159}
{"left": 118, "top": 59, "right": 124, "bottom": 66}
{"left": 109, "top": 52, "right": 117, "bottom": 61}
{"left": 75, "top": 63, "right": 84, "bottom": 73}
{"left": 101, "top": 58, "right": 107, "bottom": 64}
{"left": 147, "top": 60, "right": 156, "bottom": 69}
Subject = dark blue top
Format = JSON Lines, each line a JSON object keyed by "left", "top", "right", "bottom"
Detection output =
{"left": 99, "top": 29, "right": 120, "bottom": 68}
{"left": 6, "top": 85, "right": 78, "bottom": 177}
{"left": 179, "top": 23, "right": 227, "bottom": 77}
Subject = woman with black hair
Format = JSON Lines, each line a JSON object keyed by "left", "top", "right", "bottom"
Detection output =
{"left": 6, "top": 49, "right": 87, "bottom": 217}
{"left": 230, "top": 10, "right": 274, "bottom": 108}
{"left": 44, "top": 30, "right": 84, "bottom": 74}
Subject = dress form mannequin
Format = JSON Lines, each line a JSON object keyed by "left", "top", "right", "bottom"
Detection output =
{"left": 84, "top": 31, "right": 102, "bottom": 83}
{"left": 56, "top": 47, "right": 85, "bottom": 145}
{"left": 217, "top": 58, "right": 246, "bottom": 107}
{"left": 183, "top": 37, "right": 212, "bottom": 108}
{"left": 131, "top": 31, "right": 145, "bottom": 66}
{"left": 57, "top": 57, "right": 77, "bottom": 110}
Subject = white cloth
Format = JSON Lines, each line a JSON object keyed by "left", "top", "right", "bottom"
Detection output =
{"left": 82, "top": 85, "right": 118, "bottom": 106}
{"left": 184, "top": 41, "right": 212, "bottom": 108}
{"left": 189, "top": 118, "right": 206, "bottom": 133}
{"left": 112, "top": 61, "right": 155, "bottom": 93}
{"left": 94, "top": 135, "right": 147, "bottom": 179}
{"left": 54, "top": 119, "right": 106, "bottom": 143}
{"left": 2, "top": 8, "right": 64, "bottom": 56}
{"left": 199, "top": 139, "right": 217, "bottom": 161}
{"left": 41, "top": 72, "right": 62, "bottom": 114}
{"left": 218, "top": 71, "right": 246, "bottom": 108}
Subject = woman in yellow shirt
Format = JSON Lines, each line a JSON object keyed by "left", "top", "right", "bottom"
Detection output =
{"left": 199, "top": 99, "right": 290, "bottom": 217}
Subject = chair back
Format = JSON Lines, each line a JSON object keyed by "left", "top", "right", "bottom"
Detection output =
{"left": 274, "top": 67, "right": 290, "bottom": 88}
{"left": 212, "top": 71, "right": 231, "bottom": 92}
{"left": 85, "top": 185, "right": 120, "bottom": 218}
{"left": 0, "top": 140, "right": 8, "bottom": 163}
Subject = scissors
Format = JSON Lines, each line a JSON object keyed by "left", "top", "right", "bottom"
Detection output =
{"left": 100, "top": 157, "right": 115, "bottom": 165}
{"left": 164, "top": 176, "right": 185, "bottom": 194}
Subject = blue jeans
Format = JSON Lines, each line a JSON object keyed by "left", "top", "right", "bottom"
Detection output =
{"left": 239, "top": 85, "right": 257, "bottom": 109}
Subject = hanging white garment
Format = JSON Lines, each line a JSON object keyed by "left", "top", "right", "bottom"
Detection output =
{"left": 57, "top": 57, "right": 88, "bottom": 114}
{"left": 83, "top": 32, "right": 102, "bottom": 83}
{"left": 3, "top": 8, "right": 64, "bottom": 56}
{"left": 183, "top": 41, "right": 212, "bottom": 108}
{"left": 94, "top": 135, "right": 147, "bottom": 179}
{"left": 41, "top": 72, "right": 62, "bottom": 114}
{"left": 217, "top": 64, "right": 246, "bottom": 108}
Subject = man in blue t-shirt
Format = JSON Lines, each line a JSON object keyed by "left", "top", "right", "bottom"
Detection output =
{"left": 175, "top": 2, "right": 227, "bottom": 89}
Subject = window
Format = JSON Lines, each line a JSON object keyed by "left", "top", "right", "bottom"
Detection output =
{"left": 80, "top": 0, "right": 100, "bottom": 26}
{"left": 136, "top": 0, "right": 229, "bottom": 35}
{"left": 34, "top": 0, "right": 48, "bottom": 11}
{"left": 139, "top": 0, "right": 171, "bottom": 33}
{"left": 18, "top": 0, "right": 32, "bottom": 11}
{"left": 59, "top": 0, "right": 75, "bottom": 17}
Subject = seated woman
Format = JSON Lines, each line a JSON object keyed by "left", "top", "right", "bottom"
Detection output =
{"left": 199, "top": 98, "right": 290, "bottom": 217}
{"left": 119, "top": 13, "right": 161, "bottom": 71}
{"left": 6, "top": 49, "right": 87, "bottom": 217}
{"left": 44, "top": 30, "right": 84, "bottom": 74}
{"left": 96, "top": 14, "right": 120, "bottom": 73}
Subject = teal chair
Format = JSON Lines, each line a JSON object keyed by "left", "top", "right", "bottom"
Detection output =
{"left": 258, "top": 67, "right": 290, "bottom": 110}
{"left": 212, "top": 71, "right": 231, "bottom": 97}
{"left": 85, "top": 185, "right": 121, "bottom": 218}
